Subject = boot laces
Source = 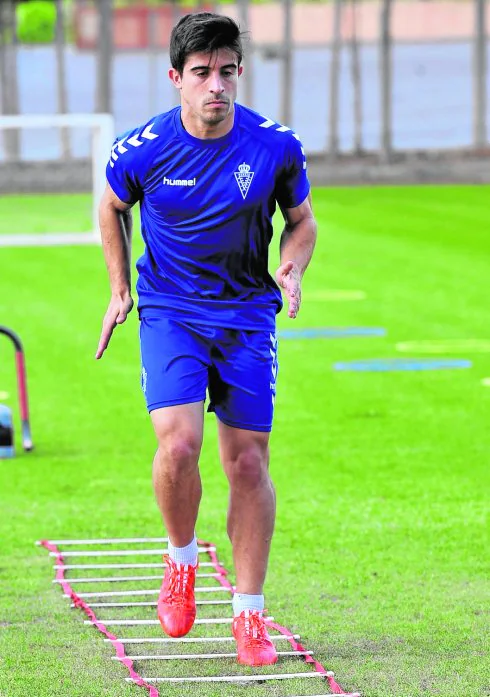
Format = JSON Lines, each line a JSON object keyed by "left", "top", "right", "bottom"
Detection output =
{"left": 242, "top": 610, "right": 270, "bottom": 649}
{"left": 164, "top": 555, "right": 194, "bottom": 607}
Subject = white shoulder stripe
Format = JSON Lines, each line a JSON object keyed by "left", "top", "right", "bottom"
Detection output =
{"left": 141, "top": 123, "right": 159, "bottom": 140}
{"left": 255, "top": 117, "right": 307, "bottom": 170}
{"left": 109, "top": 122, "right": 159, "bottom": 166}
{"left": 259, "top": 118, "right": 275, "bottom": 129}
{"left": 117, "top": 137, "right": 128, "bottom": 154}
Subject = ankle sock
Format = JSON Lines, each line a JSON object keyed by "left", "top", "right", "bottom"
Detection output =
{"left": 168, "top": 535, "right": 198, "bottom": 566}
{"left": 232, "top": 592, "right": 265, "bottom": 616}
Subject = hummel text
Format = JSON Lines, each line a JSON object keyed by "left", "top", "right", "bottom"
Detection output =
{"left": 163, "top": 177, "right": 196, "bottom": 186}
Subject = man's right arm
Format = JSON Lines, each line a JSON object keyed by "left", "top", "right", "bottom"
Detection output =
{"left": 95, "top": 184, "right": 135, "bottom": 359}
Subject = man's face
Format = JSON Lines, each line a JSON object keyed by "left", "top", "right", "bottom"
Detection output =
{"left": 169, "top": 48, "right": 242, "bottom": 126}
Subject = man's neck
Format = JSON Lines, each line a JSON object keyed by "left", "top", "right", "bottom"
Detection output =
{"left": 180, "top": 105, "right": 235, "bottom": 140}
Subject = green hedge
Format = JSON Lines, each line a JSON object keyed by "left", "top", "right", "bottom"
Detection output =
{"left": 16, "top": 1, "right": 56, "bottom": 44}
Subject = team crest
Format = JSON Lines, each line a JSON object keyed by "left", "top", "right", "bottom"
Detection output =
{"left": 234, "top": 162, "right": 254, "bottom": 200}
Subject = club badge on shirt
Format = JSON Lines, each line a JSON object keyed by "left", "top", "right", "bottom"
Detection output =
{"left": 234, "top": 162, "right": 254, "bottom": 200}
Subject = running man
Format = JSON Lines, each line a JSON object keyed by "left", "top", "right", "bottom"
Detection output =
{"left": 96, "top": 12, "right": 317, "bottom": 666}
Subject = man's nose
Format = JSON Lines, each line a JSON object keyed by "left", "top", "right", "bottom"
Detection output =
{"left": 209, "top": 73, "right": 225, "bottom": 93}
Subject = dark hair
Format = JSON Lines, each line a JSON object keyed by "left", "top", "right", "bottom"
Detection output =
{"left": 170, "top": 13, "right": 243, "bottom": 74}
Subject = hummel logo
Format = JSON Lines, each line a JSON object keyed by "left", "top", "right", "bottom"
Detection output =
{"left": 234, "top": 162, "right": 254, "bottom": 199}
{"left": 163, "top": 177, "right": 196, "bottom": 187}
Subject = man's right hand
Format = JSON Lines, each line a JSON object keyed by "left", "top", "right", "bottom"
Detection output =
{"left": 95, "top": 292, "right": 134, "bottom": 359}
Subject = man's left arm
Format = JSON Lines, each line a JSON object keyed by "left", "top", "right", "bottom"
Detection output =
{"left": 276, "top": 192, "right": 317, "bottom": 319}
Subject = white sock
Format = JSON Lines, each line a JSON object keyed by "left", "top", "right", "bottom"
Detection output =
{"left": 168, "top": 535, "right": 198, "bottom": 566}
{"left": 232, "top": 593, "right": 265, "bottom": 616}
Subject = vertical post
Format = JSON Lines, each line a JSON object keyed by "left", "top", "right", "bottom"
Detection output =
{"left": 148, "top": 8, "right": 159, "bottom": 116}
{"left": 329, "top": 0, "right": 342, "bottom": 156}
{"left": 380, "top": 0, "right": 393, "bottom": 161}
{"left": 237, "top": 0, "right": 253, "bottom": 108}
{"left": 93, "top": 114, "right": 115, "bottom": 242}
{"left": 0, "top": 0, "right": 20, "bottom": 160}
{"left": 473, "top": 0, "right": 487, "bottom": 148}
{"left": 281, "top": 0, "right": 293, "bottom": 126}
{"left": 171, "top": 0, "right": 181, "bottom": 107}
{"left": 350, "top": 0, "right": 363, "bottom": 153}
{"left": 55, "top": 0, "right": 70, "bottom": 159}
{"left": 96, "top": 0, "right": 113, "bottom": 114}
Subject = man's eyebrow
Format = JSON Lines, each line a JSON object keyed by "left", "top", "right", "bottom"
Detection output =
{"left": 190, "top": 63, "right": 238, "bottom": 72}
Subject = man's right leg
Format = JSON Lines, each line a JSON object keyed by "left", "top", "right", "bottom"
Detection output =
{"left": 151, "top": 402, "right": 204, "bottom": 548}
{"left": 151, "top": 401, "right": 205, "bottom": 637}
{"left": 140, "top": 317, "right": 211, "bottom": 637}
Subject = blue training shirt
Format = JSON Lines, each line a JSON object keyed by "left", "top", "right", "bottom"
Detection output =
{"left": 106, "top": 103, "right": 310, "bottom": 331}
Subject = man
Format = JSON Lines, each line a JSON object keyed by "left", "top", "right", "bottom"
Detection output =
{"left": 96, "top": 12, "right": 317, "bottom": 666}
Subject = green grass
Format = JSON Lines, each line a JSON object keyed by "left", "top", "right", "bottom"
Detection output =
{"left": 0, "top": 186, "right": 489, "bottom": 697}
{"left": 0, "top": 194, "right": 92, "bottom": 234}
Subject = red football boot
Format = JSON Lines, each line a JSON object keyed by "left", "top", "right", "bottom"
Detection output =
{"left": 157, "top": 555, "right": 197, "bottom": 637}
{"left": 232, "top": 609, "right": 278, "bottom": 666}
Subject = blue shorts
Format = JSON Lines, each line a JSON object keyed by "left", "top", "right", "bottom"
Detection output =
{"left": 139, "top": 317, "right": 278, "bottom": 432}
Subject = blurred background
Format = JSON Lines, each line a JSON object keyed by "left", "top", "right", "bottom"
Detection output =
{"left": 0, "top": 0, "right": 489, "bottom": 194}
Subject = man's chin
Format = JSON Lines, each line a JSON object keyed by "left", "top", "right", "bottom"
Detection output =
{"left": 202, "top": 111, "right": 228, "bottom": 125}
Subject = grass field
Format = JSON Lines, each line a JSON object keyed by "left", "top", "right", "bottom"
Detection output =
{"left": 0, "top": 186, "right": 489, "bottom": 697}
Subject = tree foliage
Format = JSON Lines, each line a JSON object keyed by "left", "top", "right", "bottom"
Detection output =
{"left": 16, "top": 1, "right": 56, "bottom": 44}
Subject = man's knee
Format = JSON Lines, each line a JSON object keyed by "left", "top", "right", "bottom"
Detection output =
{"left": 162, "top": 434, "right": 200, "bottom": 462}
{"left": 226, "top": 446, "right": 270, "bottom": 489}
{"left": 151, "top": 404, "right": 203, "bottom": 477}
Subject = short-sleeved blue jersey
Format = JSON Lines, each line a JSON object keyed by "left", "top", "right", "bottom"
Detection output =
{"left": 106, "top": 104, "right": 310, "bottom": 331}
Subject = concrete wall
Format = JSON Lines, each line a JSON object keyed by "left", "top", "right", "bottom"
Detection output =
{"left": 2, "top": 150, "right": 490, "bottom": 194}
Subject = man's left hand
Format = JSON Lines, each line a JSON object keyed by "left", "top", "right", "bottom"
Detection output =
{"left": 275, "top": 260, "right": 301, "bottom": 319}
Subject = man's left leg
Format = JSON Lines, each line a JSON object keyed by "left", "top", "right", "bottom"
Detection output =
{"left": 218, "top": 422, "right": 278, "bottom": 665}
{"left": 218, "top": 424, "right": 275, "bottom": 595}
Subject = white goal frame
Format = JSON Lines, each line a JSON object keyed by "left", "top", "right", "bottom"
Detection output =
{"left": 0, "top": 113, "right": 115, "bottom": 247}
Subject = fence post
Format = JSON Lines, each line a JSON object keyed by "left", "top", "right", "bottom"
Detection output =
{"left": 473, "top": 0, "right": 487, "bottom": 148}
{"left": 350, "top": 0, "right": 363, "bottom": 153}
{"left": 328, "top": 0, "right": 342, "bottom": 156}
{"left": 237, "top": 0, "right": 253, "bottom": 108}
{"left": 96, "top": 0, "right": 113, "bottom": 115}
{"left": 0, "top": 0, "right": 20, "bottom": 160}
{"left": 280, "top": 0, "right": 293, "bottom": 126}
{"left": 380, "top": 0, "right": 393, "bottom": 161}
{"left": 55, "top": 0, "right": 70, "bottom": 159}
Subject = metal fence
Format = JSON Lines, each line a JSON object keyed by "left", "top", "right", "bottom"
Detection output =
{"left": 0, "top": 0, "right": 488, "bottom": 167}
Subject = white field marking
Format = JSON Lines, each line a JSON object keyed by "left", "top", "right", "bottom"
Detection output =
{"left": 55, "top": 562, "right": 215, "bottom": 570}
{"left": 86, "top": 617, "right": 273, "bottom": 626}
{"left": 114, "top": 651, "right": 313, "bottom": 661}
{"left": 63, "top": 586, "right": 228, "bottom": 598}
{"left": 104, "top": 635, "right": 300, "bottom": 644}
{"left": 48, "top": 547, "right": 214, "bottom": 557}
{"left": 396, "top": 339, "right": 490, "bottom": 354}
{"left": 0, "top": 233, "right": 98, "bottom": 248}
{"left": 306, "top": 289, "right": 366, "bottom": 302}
{"left": 38, "top": 537, "right": 171, "bottom": 545}
{"left": 127, "top": 672, "right": 324, "bottom": 683}
{"left": 54, "top": 573, "right": 221, "bottom": 584}
{"left": 0, "top": 391, "right": 9, "bottom": 400}
{"left": 481, "top": 377, "right": 490, "bottom": 387}
{"left": 73, "top": 600, "right": 231, "bottom": 607}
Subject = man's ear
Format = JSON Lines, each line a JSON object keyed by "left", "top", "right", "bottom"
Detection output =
{"left": 168, "top": 68, "right": 182, "bottom": 89}
{"left": 238, "top": 65, "right": 243, "bottom": 77}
